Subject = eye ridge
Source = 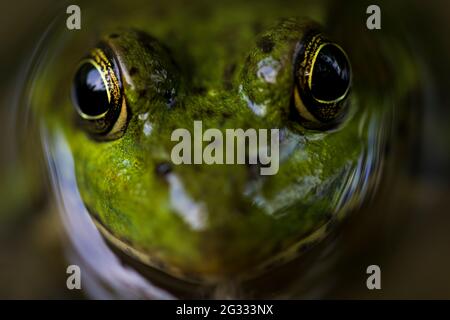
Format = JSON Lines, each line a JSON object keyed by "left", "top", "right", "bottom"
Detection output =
{"left": 293, "top": 31, "right": 352, "bottom": 127}
{"left": 72, "top": 42, "right": 126, "bottom": 137}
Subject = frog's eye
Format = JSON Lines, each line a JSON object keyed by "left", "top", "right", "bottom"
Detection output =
{"left": 71, "top": 45, "right": 127, "bottom": 138}
{"left": 293, "top": 32, "right": 351, "bottom": 128}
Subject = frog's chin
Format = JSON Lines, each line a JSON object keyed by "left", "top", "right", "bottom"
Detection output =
{"left": 91, "top": 217, "right": 208, "bottom": 284}
{"left": 90, "top": 212, "right": 333, "bottom": 286}
{"left": 92, "top": 216, "right": 228, "bottom": 284}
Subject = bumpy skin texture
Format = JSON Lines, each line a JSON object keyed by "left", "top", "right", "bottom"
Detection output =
{"left": 34, "top": 0, "right": 416, "bottom": 282}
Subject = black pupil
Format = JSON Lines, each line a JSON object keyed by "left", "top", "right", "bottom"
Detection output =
{"left": 72, "top": 62, "right": 110, "bottom": 117}
{"left": 311, "top": 44, "right": 350, "bottom": 102}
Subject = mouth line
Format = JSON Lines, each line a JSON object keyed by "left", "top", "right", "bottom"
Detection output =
{"left": 88, "top": 205, "right": 335, "bottom": 285}
{"left": 90, "top": 212, "right": 220, "bottom": 285}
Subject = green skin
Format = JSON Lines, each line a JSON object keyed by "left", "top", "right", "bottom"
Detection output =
{"left": 33, "top": 0, "right": 417, "bottom": 283}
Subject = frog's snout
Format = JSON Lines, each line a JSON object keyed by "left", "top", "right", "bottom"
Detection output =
{"left": 156, "top": 160, "right": 275, "bottom": 277}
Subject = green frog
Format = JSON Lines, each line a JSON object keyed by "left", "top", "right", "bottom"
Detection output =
{"left": 27, "top": 0, "right": 418, "bottom": 296}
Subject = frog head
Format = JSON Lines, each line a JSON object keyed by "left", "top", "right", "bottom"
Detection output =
{"left": 17, "top": 0, "right": 409, "bottom": 288}
{"left": 64, "top": 15, "right": 363, "bottom": 283}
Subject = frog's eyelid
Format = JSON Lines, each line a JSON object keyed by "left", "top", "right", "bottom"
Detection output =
{"left": 107, "top": 41, "right": 136, "bottom": 90}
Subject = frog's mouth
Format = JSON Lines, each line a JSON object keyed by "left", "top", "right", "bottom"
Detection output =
{"left": 90, "top": 208, "right": 335, "bottom": 289}
{"left": 91, "top": 216, "right": 217, "bottom": 296}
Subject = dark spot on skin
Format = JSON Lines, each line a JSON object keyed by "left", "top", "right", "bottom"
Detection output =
{"left": 205, "top": 108, "right": 215, "bottom": 117}
{"left": 222, "top": 111, "right": 231, "bottom": 118}
{"left": 109, "top": 33, "right": 119, "bottom": 39}
{"left": 129, "top": 67, "right": 138, "bottom": 76}
{"left": 138, "top": 89, "right": 147, "bottom": 98}
{"left": 223, "top": 63, "right": 236, "bottom": 90}
{"left": 257, "top": 35, "right": 274, "bottom": 53}
{"left": 156, "top": 162, "right": 173, "bottom": 176}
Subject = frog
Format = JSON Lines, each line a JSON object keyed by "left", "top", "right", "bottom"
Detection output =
{"left": 27, "top": 0, "right": 419, "bottom": 297}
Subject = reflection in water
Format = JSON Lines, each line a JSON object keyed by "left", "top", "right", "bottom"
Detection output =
{"left": 43, "top": 128, "right": 173, "bottom": 299}
{"left": 167, "top": 174, "right": 207, "bottom": 231}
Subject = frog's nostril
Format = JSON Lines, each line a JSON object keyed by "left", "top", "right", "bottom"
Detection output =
{"left": 155, "top": 162, "right": 173, "bottom": 177}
